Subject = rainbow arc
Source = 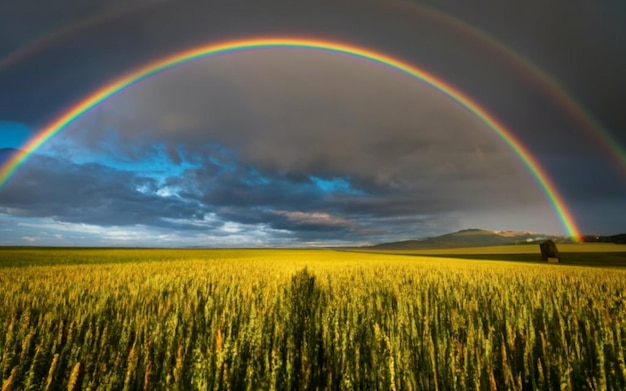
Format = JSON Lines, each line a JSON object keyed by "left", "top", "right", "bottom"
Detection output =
{"left": 0, "top": 37, "right": 582, "bottom": 240}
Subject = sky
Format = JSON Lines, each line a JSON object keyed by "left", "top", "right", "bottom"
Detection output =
{"left": 0, "top": 0, "right": 624, "bottom": 247}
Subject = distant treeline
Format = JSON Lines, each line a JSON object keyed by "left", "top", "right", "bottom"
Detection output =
{"left": 580, "top": 233, "right": 626, "bottom": 244}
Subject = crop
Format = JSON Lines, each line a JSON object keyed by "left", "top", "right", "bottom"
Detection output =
{"left": 1, "top": 248, "right": 625, "bottom": 390}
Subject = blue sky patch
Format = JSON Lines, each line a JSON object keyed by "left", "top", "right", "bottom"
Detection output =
{"left": 310, "top": 175, "right": 364, "bottom": 195}
{"left": 244, "top": 167, "right": 271, "bottom": 185}
{"left": 0, "top": 121, "right": 35, "bottom": 148}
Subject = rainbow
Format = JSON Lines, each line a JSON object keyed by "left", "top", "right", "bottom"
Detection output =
{"left": 0, "top": 37, "right": 582, "bottom": 240}
{"left": 3, "top": 2, "right": 623, "bottom": 173}
{"left": 0, "top": 1, "right": 161, "bottom": 72}
{"left": 418, "top": 6, "right": 626, "bottom": 174}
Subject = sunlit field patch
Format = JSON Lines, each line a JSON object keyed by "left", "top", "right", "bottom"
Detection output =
{"left": 1, "top": 248, "right": 625, "bottom": 390}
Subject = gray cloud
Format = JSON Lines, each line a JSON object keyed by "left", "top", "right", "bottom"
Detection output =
{"left": 0, "top": 0, "right": 623, "bottom": 244}
{"left": 0, "top": 50, "right": 566, "bottom": 244}
{"left": 52, "top": 50, "right": 548, "bottom": 212}
{"left": 0, "top": 152, "right": 210, "bottom": 229}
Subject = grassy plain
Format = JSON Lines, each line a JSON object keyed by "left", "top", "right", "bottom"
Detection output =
{"left": 0, "top": 247, "right": 625, "bottom": 390}
{"left": 357, "top": 243, "right": 626, "bottom": 267}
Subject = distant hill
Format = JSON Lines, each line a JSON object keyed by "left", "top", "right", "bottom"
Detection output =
{"left": 581, "top": 233, "right": 626, "bottom": 244}
{"left": 612, "top": 234, "right": 626, "bottom": 244}
{"left": 368, "top": 229, "right": 552, "bottom": 250}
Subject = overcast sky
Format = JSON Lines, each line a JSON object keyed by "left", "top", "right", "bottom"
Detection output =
{"left": 0, "top": 0, "right": 624, "bottom": 246}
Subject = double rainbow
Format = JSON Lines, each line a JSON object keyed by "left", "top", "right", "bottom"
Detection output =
{"left": 0, "top": 37, "right": 582, "bottom": 240}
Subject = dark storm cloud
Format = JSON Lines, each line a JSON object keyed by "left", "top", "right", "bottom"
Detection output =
{"left": 0, "top": 0, "right": 410, "bottom": 122}
{"left": 0, "top": 0, "right": 624, "bottom": 244}
{"left": 419, "top": 0, "right": 626, "bottom": 138}
{"left": 412, "top": 0, "right": 626, "bottom": 177}
{"left": 0, "top": 152, "right": 211, "bottom": 230}
{"left": 49, "top": 50, "right": 550, "bottom": 218}
{"left": 1, "top": 0, "right": 624, "bottom": 147}
{"left": 539, "top": 154, "right": 626, "bottom": 234}
{"left": 2, "top": 0, "right": 622, "bottom": 173}
{"left": 0, "top": 149, "right": 374, "bottom": 238}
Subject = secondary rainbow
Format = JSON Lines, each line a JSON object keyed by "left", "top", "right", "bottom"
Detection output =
{"left": 0, "top": 37, "right": 582, "bottom": 240}
{"left": 421, "top": 6, "right": 626, "bottom": 173}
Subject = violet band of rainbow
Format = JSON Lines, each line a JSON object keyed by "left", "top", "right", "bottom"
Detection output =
{"left": 0, "top": 37, "right": 582, "bottom": 241}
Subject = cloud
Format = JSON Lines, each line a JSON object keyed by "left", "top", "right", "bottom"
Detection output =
{"left": 1, "top": 0, "right": 624, "bottom": 243}
{"left": 272, "top": 210, "right": 357, "bottom": 231}
{"left": 54, "top": 50, "right": 549, "bottom": 205}
{"left": 2, "top": 49, "right": 578, "bottom": 245}
{"left": 0, "top": 153, "right": 209, "bottom": 229}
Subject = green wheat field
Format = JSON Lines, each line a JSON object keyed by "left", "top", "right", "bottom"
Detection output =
{"left": 1, "top": 246, "right": 625, "bottom": 390}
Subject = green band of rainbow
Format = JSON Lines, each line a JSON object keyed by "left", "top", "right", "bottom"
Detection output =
{"left": 0, "top": 37, "right": 582, "bottom": 240}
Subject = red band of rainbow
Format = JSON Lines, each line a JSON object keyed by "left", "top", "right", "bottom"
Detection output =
{"left": 0, "top": 38, "right": 582, "bottom": 240}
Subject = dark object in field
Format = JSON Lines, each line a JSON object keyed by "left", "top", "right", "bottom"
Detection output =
{"left": 539, "top": 240, "right": 560, "bottom": 263}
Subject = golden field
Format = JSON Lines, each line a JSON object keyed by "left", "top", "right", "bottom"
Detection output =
{"left": 0, "top": 248, "right": 625, "bottom": 390}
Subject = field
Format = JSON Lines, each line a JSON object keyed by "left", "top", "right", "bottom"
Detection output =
{"left": 355, "top": 243, "right": 626, "bottom": 267}
{"left": 1, "top": 247, "right": 625, "bottom": 390}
